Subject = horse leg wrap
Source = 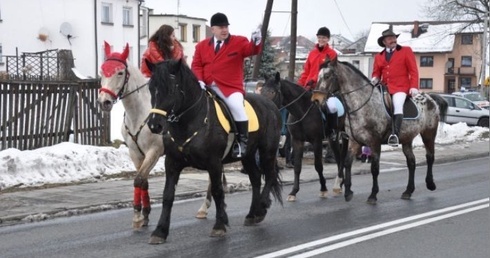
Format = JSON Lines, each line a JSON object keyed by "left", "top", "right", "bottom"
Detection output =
{"left": 134, "top": 187, "right": 142, "bottom": 207}
{"left": 141, "top": 189, "right": 150, "bottom": 208}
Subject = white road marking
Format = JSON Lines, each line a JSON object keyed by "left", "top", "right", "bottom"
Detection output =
{"left": 256, "top": 198, "right": 489, "bottom": 258}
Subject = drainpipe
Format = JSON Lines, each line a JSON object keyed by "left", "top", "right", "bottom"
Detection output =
{"left": 94, "top": 0, "right": 99, "bottom": 78}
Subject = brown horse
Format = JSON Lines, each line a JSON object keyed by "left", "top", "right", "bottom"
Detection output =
{"left": 312, "top": 59, "right": 448, "bottom": 204}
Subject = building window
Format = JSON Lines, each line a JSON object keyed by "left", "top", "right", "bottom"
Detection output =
{"left": 420, "top": 56, "right": 434, "bottom": 67}
{"left": 123, "top": 7, "right": 133, "bottom": 26}
{"left": 461, "top": 56, "right": 472, "bottom": 67}
{"left": 420, "top": 78, "right": 433, "bottom": 89}
{"left": 352, "top": 60, "right": 360, "bottom": 69}
{"left": 192, "top": 25, "right": 201, "bottom": 42}
{"left": 460, "top": 77, "right": 472, "bottom": 88}
{"left": 461, "top": 34, "right": 473, "bottom": 45}
{"left": 139, "top": 8, "right": 148, "bottom": 38}
{"left": 101, "top": 2, "right": 113, "bottom": 24}
{"left": 179, "top": 23, "right": 187, "bottom": 42}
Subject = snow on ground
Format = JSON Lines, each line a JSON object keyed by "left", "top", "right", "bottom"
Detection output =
{"left": 0, "top": 123, "right": 488, "bottom": 190}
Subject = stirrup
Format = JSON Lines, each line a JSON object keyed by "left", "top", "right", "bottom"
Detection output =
{"left": 232, "top": 142, "right": 245, "bottom": 158}
{"left": 387, "top": 134, "right": 399, "bottom": 147}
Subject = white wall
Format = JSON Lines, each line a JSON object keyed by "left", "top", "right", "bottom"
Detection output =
{"left": 0, "top": 0, "right": 140, "bottom": 78}
{"left": 338, "top": 54, "right": 373, "bottom": 78}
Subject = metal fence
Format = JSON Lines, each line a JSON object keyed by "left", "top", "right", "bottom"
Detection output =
{"left": 4, "top": 49, "right": 76, "bottom": 81}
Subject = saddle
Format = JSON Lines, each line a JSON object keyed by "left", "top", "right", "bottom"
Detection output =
{"left": 379, "top": 85, "right": 420, "bottom": 119}
{"left": 206, "top": 89, "right": 259, "bottom": 159}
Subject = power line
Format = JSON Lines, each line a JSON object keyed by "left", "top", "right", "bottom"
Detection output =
{"left": 332, "top": 0, "right": 354, "bottom": 38}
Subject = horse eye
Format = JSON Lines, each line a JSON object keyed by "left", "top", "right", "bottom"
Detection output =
{"left": 118, "top": 71, "right": 124, "bottom": 76}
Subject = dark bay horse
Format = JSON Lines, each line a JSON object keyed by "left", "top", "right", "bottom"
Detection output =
{"left": 312, "top": 59, "right": 448, "bottom": 204}
{"left": 97, "top": 42, "right": 227, "bottom": 227}
{"left": 261, "top": 72, "right": 348, "bottom": 202}
{"left": 145, "top": 59, "right": 283, "bottom": 244}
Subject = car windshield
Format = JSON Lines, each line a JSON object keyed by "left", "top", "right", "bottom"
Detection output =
{"left": 464, "top": 93, "right": 485, "bottom": 101}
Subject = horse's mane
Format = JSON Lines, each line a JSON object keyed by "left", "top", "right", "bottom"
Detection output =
{"left": 320, "top": 59, "right": 371, "bottom": 83}
{"left": 152, "top": 60, "right": 200, "bottom": 99}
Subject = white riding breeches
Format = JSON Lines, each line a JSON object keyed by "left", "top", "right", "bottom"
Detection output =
{"left": 210, "top": 85, "right": 248, "bottom": 121}
{"left": 326, "top": 97, "right": 338, "bottom": 113}
{"left": 392, "top": 92, "right": 407, "bottom": 115}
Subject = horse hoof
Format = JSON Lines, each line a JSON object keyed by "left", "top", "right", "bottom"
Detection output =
{"left": 244, "top": 217, "right": 255, "bottom": 226}
{"left": 195, "top": 211, "right": 208, "bottom": 219}
{"left": 142, "top": 219, "right": 149, "bottom": 227}
{"left": 287, "top": 195, "right": 296, "bottom": 202}
{"left": 132, "top": 215, "right": 145, "bottom": 229}
{"left": 333, "top": 188, "right": 342, "bottom": 195}
{"left": 344, "top": 193, "right": 353, "bottom": 202}
{"left": 401, "top": 193, "right": 411, "bottom": 200}
{"left": 210, "top": 229, "right": 226, "bottom": 237}
{"left": 254, "top": 216, "right": 265, "bottom": 224}
{"left": 366, "top": 198, "right": 377, "bottom": 205}
{"left": 148, "top": 236, "right": 166, "bottom": 245}
{"left": 427, "top": 182, "right": 436, "bottom": 191}
{"left": 319, "top": 191, "right": 328, "bottom": 198}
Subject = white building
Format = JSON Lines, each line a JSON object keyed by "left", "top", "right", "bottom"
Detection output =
{"left": 0, "top": 0, "right": 141, "bottom": 78}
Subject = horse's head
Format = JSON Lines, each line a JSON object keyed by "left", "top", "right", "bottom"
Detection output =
{"left": 97, "top": 41, "right": 130, "bottom": 111}
{"left": 147, "top": 58, "right": 200, "bottom": 134}
{"left": 261, "top": 72, "right": 283, "bottom": 108}
{"left": 311, "top": 58, "right": 341, "bottom": 104}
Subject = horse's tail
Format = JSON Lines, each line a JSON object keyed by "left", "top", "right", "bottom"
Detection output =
{"left": 270, "top": 161, "right": 284, "bottom": 205}
{"left": 428, "top": 93, "right": 448, "bottom": 123}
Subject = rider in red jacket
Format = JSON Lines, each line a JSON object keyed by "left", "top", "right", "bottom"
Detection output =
{"left": 141, "top": 25, "right": 184, "bottom": 78}
{"left": 371, "top": 28, "right": 419, "bottom": 146}
{"left": 298, "top": 27, "right": 339, "bottom": 141}
{"left": 191, "top": 12, "right": 262, "bottom": 159}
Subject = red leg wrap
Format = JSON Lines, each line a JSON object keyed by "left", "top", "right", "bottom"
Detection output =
{"left": 141, "top": 189, "right": 150, "bottom": 208}
{"left": 134, "top": 187, "right": 142, "bottom": 206}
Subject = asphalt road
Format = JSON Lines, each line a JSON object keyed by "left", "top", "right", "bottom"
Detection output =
{"left": 0, "top": 157, "right": 488, "bottom": 258}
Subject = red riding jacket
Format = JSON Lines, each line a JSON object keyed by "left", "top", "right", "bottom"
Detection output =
{"left": 372, "top": 45, "right": 419, "bottom": 95}
{"left": 298, "top": 44, "right": 337, "bottom": 88}
{"left": 191, "top": 35, "right": 261, "bottom": 97}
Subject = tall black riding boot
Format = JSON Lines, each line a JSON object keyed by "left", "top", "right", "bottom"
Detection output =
{"left": 388, "top": 114, "right": 403, "bottom": 146}
{"left": 233, "top": 121, "right": 248, "bottom": 158}
{"left": 326, "top": 111, "right": 338, "bottom": 141}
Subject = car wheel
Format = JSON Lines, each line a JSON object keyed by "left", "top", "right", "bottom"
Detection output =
{"left": 477, "top": 117, "right": 489, "bottom": 128}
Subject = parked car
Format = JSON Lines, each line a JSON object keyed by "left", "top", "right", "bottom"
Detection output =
{"left": 438, "top": 94, "right": 489, "bottom": 127}
{"left": 451, "top": 91, "right": 490, "bottom": 109}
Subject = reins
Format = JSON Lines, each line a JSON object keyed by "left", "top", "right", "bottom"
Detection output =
{"left": 285, "top": 102, "right": 317, "bottom": 125}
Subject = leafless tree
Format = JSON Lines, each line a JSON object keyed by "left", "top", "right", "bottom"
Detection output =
{"left": 423, "top": 0, "right": 489, "bottom": 25}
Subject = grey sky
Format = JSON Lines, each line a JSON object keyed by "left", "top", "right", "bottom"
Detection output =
{"left": 143, "top": 0, "right": 429, "bottom": 40}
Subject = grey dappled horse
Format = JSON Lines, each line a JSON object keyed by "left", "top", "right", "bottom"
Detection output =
{"left": 312, "top": 59, "right": 448, "bottom": 204}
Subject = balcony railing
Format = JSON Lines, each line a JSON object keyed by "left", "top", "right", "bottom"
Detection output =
{"left": 446, "top": 66, "right": 476, "bottom": 75}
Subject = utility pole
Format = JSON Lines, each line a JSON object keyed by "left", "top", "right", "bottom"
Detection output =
{"left": 288, "top": 0, "right": 298, "bottom": 80}
{"left": 252, "top": 0, "right": 274, "bottom": 80}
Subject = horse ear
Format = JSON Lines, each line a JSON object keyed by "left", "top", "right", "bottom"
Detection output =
{"left": 330, "top": 57, "right": 338, "bottom": 66}
{"left": 121, "top": 43, "right": 130, "bottom": 61}
{"left": 274, "top": 71, "right": 280, "bottom": 82}
{"left": 145, "top": 59, "right": 155, "bottom": 73}
{"left": 104, "top": 41, "right": 111, "bottom": 58}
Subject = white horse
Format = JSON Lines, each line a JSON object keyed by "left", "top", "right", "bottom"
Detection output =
{"left": 97, "top": 42, "right": 219, "bottom": 227}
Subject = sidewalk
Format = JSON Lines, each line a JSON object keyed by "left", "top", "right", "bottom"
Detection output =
{"left": 0, "top": 141, "right": 488, "bottom": 226}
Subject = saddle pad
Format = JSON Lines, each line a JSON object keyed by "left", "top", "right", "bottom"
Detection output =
{"left": 214, "top": 100, "right": 259, "bottom": 133}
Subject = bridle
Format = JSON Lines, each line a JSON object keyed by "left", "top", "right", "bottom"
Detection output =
{"left": 149, "top": 74, "right": 205, "bottom": 123}
{"left": 99, "top": 58, "right": 149, "bottom": 103}
{"left": 268, "top": 81, "right": 317, "bottom": 125}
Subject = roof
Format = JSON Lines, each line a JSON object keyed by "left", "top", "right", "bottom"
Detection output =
{"left": 364, "top": 21, "right": 483, "bottom": 53}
